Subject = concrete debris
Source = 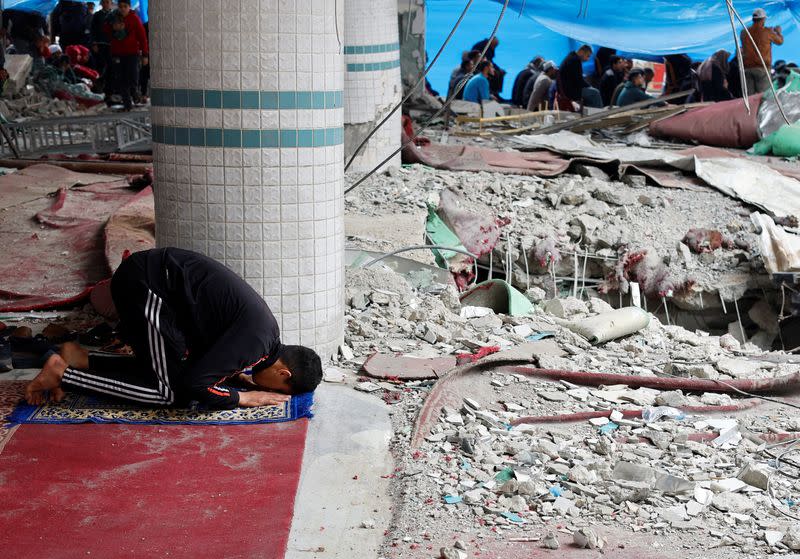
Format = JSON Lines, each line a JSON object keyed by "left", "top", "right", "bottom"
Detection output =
{"left": 542, "top": 531, "right": 560, "bottom": 549}
{"left": 342, "top": 159, "right": 796, "bottom": 558}
{"left": 784, "top": 525, "right": 800, "bottom": 550}
{"left": 573, "top": 527, "right": 604, "bottom": 549}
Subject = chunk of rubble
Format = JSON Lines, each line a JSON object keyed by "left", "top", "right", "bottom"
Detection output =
{"left": 573, "top": 528, "right": 604, "bottom": 550}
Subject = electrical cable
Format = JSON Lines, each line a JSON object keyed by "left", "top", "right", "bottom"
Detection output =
{"left": 344, "top": 0, "right": 476, "bottom": 172}
{"left": 344, "top": 0, "right": 512, "bottom": 195}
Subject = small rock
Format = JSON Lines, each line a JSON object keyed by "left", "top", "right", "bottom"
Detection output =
{"left": 765, "top": 530, "right": 784, "bottom": 547}
{"left": 711, "top": 491, "right": 755, "bottom": 514}
{"left": 622, "top": 174, "right": 646, "bottom": 188}
{"left": 542, "top": 532, "right": 560, "bottom": 549}
{"left": 524, "top": 286, "right": 546, "bottom": 304}
{"left": 360, "top": 518, "right": 376, "bottom": 529}
{"left": 784, "top": 525, "right": 800, "bottom": 550}
{"left": 573, "top": 527, "right": 604, "bottom": 550}
{"left": 339, "top": 344, "right": 355, "bottom": 361}
{"left": 719, "top": 333, "right": 741, "bottom": 350}
{"left": 737, "top": 463, "right": 771, "bottom": 490}
{"left": 440, "top": 547, "right": 467, "bottom": 559}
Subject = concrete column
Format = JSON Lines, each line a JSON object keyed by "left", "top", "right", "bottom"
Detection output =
{"left": 149, "top": 0, "right": 345, "bottom": 359}
{"left": 343, "top": 0, "right": 402, "bottom": 172}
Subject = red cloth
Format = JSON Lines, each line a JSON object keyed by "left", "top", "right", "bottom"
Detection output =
{"left": 649, "top": 93, "right": 763, "bottom": 148}
{"left": 74, "top": 64, "right": 99, "bottom": 80}
{"left": 65, "top": 44, "right": 90, "bottom": 65}
{"left": 104, "top": 12, "right": 148, "bottom": 56}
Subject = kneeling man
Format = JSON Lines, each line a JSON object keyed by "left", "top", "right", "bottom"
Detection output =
{"left": 25, "top": 248, "right": 323, "bottom": 408}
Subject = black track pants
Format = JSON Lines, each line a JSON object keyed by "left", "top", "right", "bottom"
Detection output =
{"left": 61, "top": 258, "right": 185, "bottom": 405}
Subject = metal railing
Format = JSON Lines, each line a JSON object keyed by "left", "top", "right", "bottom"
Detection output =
{"left": 0, "top": 109, "right": 151, "bottom": 157}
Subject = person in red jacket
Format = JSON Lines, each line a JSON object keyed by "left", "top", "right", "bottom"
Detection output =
{"left": 103, "top": 0, "right": 148, "bottom": 110}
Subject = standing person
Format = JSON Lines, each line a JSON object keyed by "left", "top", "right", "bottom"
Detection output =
{"left": 138, "top": 20, "right": 150, "bottom": 102}
{"left": 104, "top": 0, "right": 148, "bottom": 110}
{"left": 698, "top": 50, "right": 733, "bottom": 102}
{"left": 50, "top": 0, "right": 89, "bottom": 49}
{"left": 526, "top": 61, "right": 558, "bottom": 112}
{"left": 741, "top": 7, "right": 783, "bottom": 94}
{"left": 591, "top": 46, "right": 616, "bottom": 87}
{"left": 598, "top": 55, "right": 626, "bottom": 106}
{"left": 90, "top": 0, "right": 112, "bottom": 93}
{"left": 25, "top": 248, "right": 324, "bottom": 409}
{"left": 462, "top": 60, "right": 494, "bottom": 104}
{"left": 511, "top": 56, "right": 543, "bottom": 107}
{"left": 2, "top": 8, "right": 49, "bottom": 57}
{"left": 557, "top": 44, "right": 602, "bottom": 109}
{"left": 471, "top": 37, "right": 506, "bottom": 99}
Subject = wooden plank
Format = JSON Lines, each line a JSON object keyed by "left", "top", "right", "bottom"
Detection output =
{"left": 495, "top": 89, "right": 695, "bottom": 136}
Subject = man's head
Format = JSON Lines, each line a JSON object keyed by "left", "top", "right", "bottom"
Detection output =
{"left": 476, "top": 60, "right": 493, "bottom": 77}
{"left": 467, "top": 49, "right": 481, "bottom": 65}
{"left": 118, "top": 0, "right": 131, "bottom": 17}
{"left": 490, "top": 37, "right": 499, "bottom": 48}
{"left": 87, "top": 2, "right": 95, "bottom": 13}
{"left": 577, "top": 44, "right": 593, "bottom": 62}
{"left": 100, "top": 0, "right": 112, "bottom": 11}
{"left": 753, "top": 8, "right": 767, "bottom": 26}
{"left": 460, "top": 58, "right": 474, "bottom": 73}
{"left": 609, "top": 55, "right": 624, "bottom": 72}
{"left": 532, "top": 56, "right": 544, "bottom": 69}
{"left": 251, "top": 345, "right": 323, "bottom": 395}
{"left": 542, "top": 60, "right": 558, "bottom": 78}
{"left": 643, "top": 67, "right": 655, "bottom": 85}
{"left": 628, "top": 68, "right": 645, "bottom": 87}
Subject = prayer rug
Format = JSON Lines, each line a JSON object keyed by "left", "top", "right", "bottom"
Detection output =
{"left": 8, "top": 388, "right": 314, "bottom": 425}
{"left": 0, "top": 381, "right": 24, "bottom": 452}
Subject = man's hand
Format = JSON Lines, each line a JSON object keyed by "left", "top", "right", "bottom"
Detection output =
{"left": 92, "top": 44, "right": 99, "bottom": 53}
{"left": 238, "top": 390, "right": 290, "bottom": 408}
{"left": 141, "top": 56, "right": 149, "bottom": 66}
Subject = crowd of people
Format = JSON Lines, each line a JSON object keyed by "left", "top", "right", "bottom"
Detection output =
{"left": 0, "top": 0, "right": 148, "bottom": 110}
{"left": 446, "top": 7, "right": 795, "bottom": 113}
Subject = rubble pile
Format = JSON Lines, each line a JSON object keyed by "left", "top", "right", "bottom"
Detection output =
{"left": 0, "top": 90, "right": 86, "bottom": 120}
{"left": 346, "top": 164, "right": 767, "bottom": 316}
{"left": 337, "top": 261, "right": 800, "bottom": 557}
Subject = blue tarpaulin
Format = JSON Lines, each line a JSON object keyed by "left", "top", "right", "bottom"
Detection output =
{"left": 427, "top": 0, "right": 800, "bottom": 98}
{"left": 492, "top": 0, "right": 800, "bottom": 56}
{"left": 4, "top": 0, "right": 148, "bottom": 22}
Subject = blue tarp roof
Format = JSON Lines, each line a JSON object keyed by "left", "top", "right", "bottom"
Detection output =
{"left": 427, "top": 0, "right": 800, "bottom": 98}
{"left": 4, "top": 0, "right": 148, "bottom": 22}
{"left": 492, "top": 0, "right": 800, "bottom": 57}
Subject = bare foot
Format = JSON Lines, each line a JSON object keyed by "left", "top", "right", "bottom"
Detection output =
{"left": 59, "top": 341, "right": 89, "bottom": 369}
{"left": 25, "top": 353, "right": 68, "bottom": 405}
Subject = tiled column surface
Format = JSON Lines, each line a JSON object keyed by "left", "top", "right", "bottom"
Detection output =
{"left": 343, "top": 0, "right": 401, "bottom": 172}
{"left": 149, "top": 0, "right": 345, "bottom": 359}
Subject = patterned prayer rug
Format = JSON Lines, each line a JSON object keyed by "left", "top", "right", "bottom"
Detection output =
{"left": 7, "top": 388, "right": 314, "bottom": 425}
{"left": 0, "top": 381, "right": 24, "bottom": 451}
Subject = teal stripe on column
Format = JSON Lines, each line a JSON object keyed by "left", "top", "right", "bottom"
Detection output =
{"left": 151, "top": 89, "right": 344, "bottom": 109}
{"left": 346, "top": 59, "right": 401, "bottom": 72}
{"left": 151, "top": 125, "right": 344, "bottom": 148}
{"left": 343, "top": 42, "right": 400, "bottom": 55}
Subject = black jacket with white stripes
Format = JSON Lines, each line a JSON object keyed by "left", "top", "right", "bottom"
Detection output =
{"left": 135, "top": 248, "right": 284, "bottom": 409}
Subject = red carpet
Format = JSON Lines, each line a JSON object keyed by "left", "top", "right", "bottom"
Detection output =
{"left": 0, "top": 165, "right": 145, "bottom": 312}
{"left": 0, "top": 422, "right": 308, "bottom": 558}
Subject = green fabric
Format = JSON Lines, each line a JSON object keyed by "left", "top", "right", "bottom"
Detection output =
{"left": 425, "top": 204, "right": 466, "bottom": 268}
{"left": 460, "top": 279, "right": 534, "bottom": 317}
{"left": 752, "top": 123, "right": 800, "bottom": 157}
